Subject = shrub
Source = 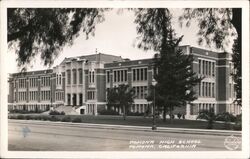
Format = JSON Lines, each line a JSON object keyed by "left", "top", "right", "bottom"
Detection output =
{"left": 197, "top": 109, "right": 216, "bottom": 129}
{"left": 50, "top": 116, "right": 60, "bottom": 121}
{"left": 25, "top": 115, "right": 31, "bottom": 120}
{"left": 72, "top": 117, "right": 82, "bottom": 123}
{"left": 49, "top": 110, "right": 61, "bottom": 115}
{"left": 9, "top": 115, "right": 17, "bottom": 119}
{"left": 99, "top": 109, "right": 119, "bottom": 115}
{"left": 127, "top": 111, "right": 144, "bottom": 116}
{"left": 41, "top": 115, "right": 49, "bottom": 121}
{"left": 17, "top": 115, "right": 25, "bottom": 120}
{"left": 60, "top": 111, "right": 65, "bottom": 115}
{"left": 61, "top": 116, "right": 71, "bottom": 122}
{"left": 216, "top": 112, "right": 236, "bottom": 122}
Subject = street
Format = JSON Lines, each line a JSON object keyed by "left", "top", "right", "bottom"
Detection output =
{"left": 8, "top": 120, "right": 242, "bottom": 151}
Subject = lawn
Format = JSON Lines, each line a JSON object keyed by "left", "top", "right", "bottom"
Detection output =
{"left": 8, "top": 114, "right": 240, "bottom": 130}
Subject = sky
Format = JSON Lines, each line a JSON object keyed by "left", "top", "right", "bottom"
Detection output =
{"left": 7, "top": 9, "right": 234, "bottom": 73}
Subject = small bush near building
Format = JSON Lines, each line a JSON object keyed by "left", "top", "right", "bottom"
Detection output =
{"left": 72, "top": 117, "right": 82, "bottom": 123}
{"left": 99, "top": 109, "right": 119, "bottom": 115}
{"left": 50, "top": 116, "right": 60, "bottom": 121}
{"left": 49, "top": 110, "right": 64, "bottom": 115}
{"left": 60, "top": 111, "right": 65, "bottom": 115}
{"left": 127, "top": 111, "right": 144, "bottom": 116}
{"left": 25, "top": 115, "right": 31, "bottom": 120}
{"left": 41, "top": 116, "right": 49, "bottom": 121}
{"left": 61, "top": 116, "right": 71, "bottom": 122}
{"left": 17, "top": 115, "right": 25, "bottom": 120}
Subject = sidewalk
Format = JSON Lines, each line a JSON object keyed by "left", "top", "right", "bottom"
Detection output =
{"left": 9, "top": 119, "right": 242, "bottom": 137}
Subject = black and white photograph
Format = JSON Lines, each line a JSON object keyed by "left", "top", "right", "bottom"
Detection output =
{"left": 0, "top": 0, "right": 249, "bottom": 158}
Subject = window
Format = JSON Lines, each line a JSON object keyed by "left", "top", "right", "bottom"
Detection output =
{"left": 133, "top": 69, "right": 136, "bottom": 81}
{"left": 92, "top": 71, "right": 95, "bottom": 83}
{"left": 59, "top": 74, "right": 62, "bottom": 85}
{"left": 73, "top": 69, "right": 77, "bottom": 84}
{"left": 136, "top": 69, "right": 140, "bottom": 81}
{"left": 121, "top": 70, "right": 124, "bottom": 82}
{"left": 124, "top": 70, "right": 127, "bottom": 81}
{"left": 87, "top": 91, "right": 95, "bottom": 100}
{"left": 79, "top": 93, "right": 83, "bottom": 105}
{"left": 144, "top": 68, "right": 148, "bottom": 80}
{"left": 78, "top": 69, "right": 83, "bottom": 84}
{"left": 67, "top": 94, "right": 71, "bottom": 105}
{"left": 107, "top": 71, "right": 110, "bottom": 83}
{"left": 118, "top": 70, "right": 120, "bottom": 82}
{"left": 208, "top": 62, "right": 211, "bottom": 76}
{"left": 140, "top": 69, "right": 144, "bottom": 80}
{"left": 212, "top": 62, "right": 215, "bottom": 76}
{"left": 114, "top": 71, "right": 117, "bottom": 82}
{"left": 198, "top": 60, "right": 201, "bottom": 74}
{"left": 67, "top": 70, "right": 71, "bottom": 84}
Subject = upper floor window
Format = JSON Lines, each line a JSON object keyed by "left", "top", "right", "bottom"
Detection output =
{"left": 78, "top": 69, "right": 83, "bottom": 84}
{"left": 73, "top": 69, "right": 77, "bottom": 84}
{"left": 106, "top": 71, "right": 110, "bottom": 83}
{"left": 112, "top": 69, "right": 128, "bottom": 83}
{"left": 89, "top": 71, "right": 95, "bottom": 83}
{"left": 198, "top": 59, "right": 215, "bottom": 77}
{"left": 132, "top": 68, "right": 148, "bottom": 81}
{"left": 67, "top": 70, "right": 71, "bottom": 84}
{"left": 41, "top": 76, "right": 50, "bottom": 87}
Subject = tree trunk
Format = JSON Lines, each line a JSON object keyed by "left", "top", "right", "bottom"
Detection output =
{"left": 169, "top": 105, "right": 172, "bottom": 124}
{"left": 163, "top": 106, "right": 167, "bottom": 122}
{"left": 123, "top": 105, "right": 126, "bottom": 120}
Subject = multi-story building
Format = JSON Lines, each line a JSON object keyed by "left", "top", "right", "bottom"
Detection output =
{"left": 8, "top": 45, "right": 241, "bottom": 119}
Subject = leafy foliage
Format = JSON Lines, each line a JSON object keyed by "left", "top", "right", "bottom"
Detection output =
{"left": 179, "top": 8, "right": 242, "bottom": 105}
{"left": 197, "top": 108, "right": 216, "bottom": 129}
{"left": 179, "top": 8, "right": 235, "bottom": 49}
{"left": 106, "top": 84, "right": 135, "bottom": 120}
{"left": 8, "top": 8, "right": 108, "bottom": 70}
{"left": 135, "top": 9, "right": 202, "bottom": 121}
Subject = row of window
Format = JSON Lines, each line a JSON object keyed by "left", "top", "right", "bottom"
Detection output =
{"left": 56, "top": 74, "right": 62, "bottom": 85}
{"left": 199, "top": 82, "right": 215, "bottom": 97}
{"left": 89, "top": 71, "right": 95, "bottom": 84}
{"left": 87, "top": 91, "right": 96, "bottom": 100}
{"left": 67, "top": 93, "right": 83, "bottom": 105}
{"left": 29, "top": 78, "right": 38, "bottom": 88}
{"left": 133, "top": 86, "right": 148, "bottom": 99}
{"left": 131, "top": 104, "right": 149, "bottom": 113}
{"left": 41, "top": 91, "right": 51, "bottom": 101}
{"left": 41, "top": 76, "right": 51, "bottom": 87}
{"left": 18, "top": 79, "right": 26, "bottom": 88}
{"left": 87, "top": 104, "right": 95, "bottom": 114}
{"left": 18, "top": 92, "right": 27, "bottom": 101}
{"left": 66, "top": 69, "right": 83, "bottom": 85}
{"left": 112, "top": 70, "right": 128, "bottom": 83}
{"left": 133, "top": 68, "right": 148, "bottom": 81}
{"left": 29, "top": 91, "right": 38, "bottom": 101}
{"left": 9, "top": 105, "right": 49, "bottom": 111}
{"left": 198, "top": 103, "right": 216, "bottom": 112}
{"left": 198, "top": 59, "right": 215, "bottom": 77}
{"left": 55, "top": 92, "right": 64, "bottom": 101}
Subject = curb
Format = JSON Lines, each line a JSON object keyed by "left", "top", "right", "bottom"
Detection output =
{"left": 9, "top": 119, "right": 242, "bottom": 137}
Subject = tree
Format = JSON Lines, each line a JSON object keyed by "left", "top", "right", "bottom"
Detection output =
{"left": 106, "top": 84, "right": 135, "bottom": 120}
{"left": 8, "top": 8, "right": 108, "bottom": 70}
{"left": 196, "top": 108, "right": 216, "bottom": 129}
{"left": 179, "top": 8, "right": 242, "bottom": 105}
{"left": 134, "top": 9, "right": 202, "bottom": 122}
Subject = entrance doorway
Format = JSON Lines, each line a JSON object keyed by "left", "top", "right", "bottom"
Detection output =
{"left": 80, "top": 109, "right": 85, "bottom": 114}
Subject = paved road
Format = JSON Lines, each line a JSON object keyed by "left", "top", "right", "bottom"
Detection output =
{"left": 8, "top": 120, "right": 242, "bottom": 151}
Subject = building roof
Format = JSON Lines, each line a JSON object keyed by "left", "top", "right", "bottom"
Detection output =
{"left": 60, "top": 53, "right": 123, "bottom": 65}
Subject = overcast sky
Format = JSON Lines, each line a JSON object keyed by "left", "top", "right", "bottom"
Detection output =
{"left": 7, "top": 9, "right": 234, "bottom": 73}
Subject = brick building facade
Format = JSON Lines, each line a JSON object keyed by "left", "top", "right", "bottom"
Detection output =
{"left": 8, "top": 45, "right": 241, "bottom": 119}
